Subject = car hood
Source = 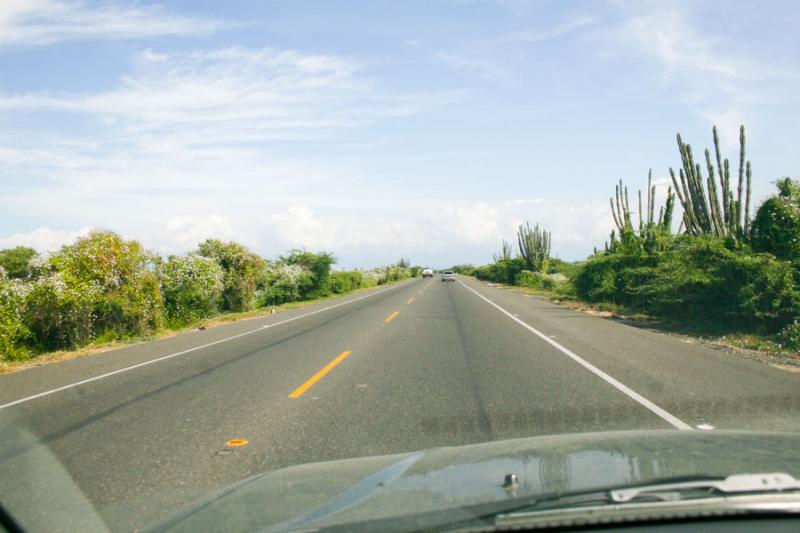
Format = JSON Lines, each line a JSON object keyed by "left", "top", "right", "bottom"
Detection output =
{"left": 152, "top": 430, "right": 800, "bottom": 532}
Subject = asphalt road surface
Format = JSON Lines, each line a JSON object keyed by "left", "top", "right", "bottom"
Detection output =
{"left": 1, "top": 276, "right": 798, "bottom": 531}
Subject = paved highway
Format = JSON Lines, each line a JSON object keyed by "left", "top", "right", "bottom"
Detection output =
{"left": 1, "top": 275, "right": 798, "bottom": 531}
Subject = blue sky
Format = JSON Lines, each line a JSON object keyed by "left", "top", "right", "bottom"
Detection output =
{"left": 1, "top": 0, "right": 799, "bottom": 268}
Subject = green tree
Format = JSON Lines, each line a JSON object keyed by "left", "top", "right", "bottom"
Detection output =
{"left": 0, "top": 246, "right": 37, "bottom": 279}
{"left": 197, "top": 239, "right": 264, "bottom": 311}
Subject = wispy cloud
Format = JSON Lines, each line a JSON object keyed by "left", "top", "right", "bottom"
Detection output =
{"left": 0, "top": 46, "right": 455, "bottom": 145}
{"left": 432, "top": 14, "right": 597, "bottom": 81}
{"left": 0, "top": 0, "right": 223, "bottom": 48}
{"left": 604, "top": 1, "right": 798, "bottom": 138}
{"left": 0, "top": 44, "right": 462, "bottom": 260}
{"left": 501, "top": 15, "right": 597, "bottom": 43}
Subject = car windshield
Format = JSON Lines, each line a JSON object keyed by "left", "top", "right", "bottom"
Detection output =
{"left": 1, "top": 1, "right": 799, "bottom": 532}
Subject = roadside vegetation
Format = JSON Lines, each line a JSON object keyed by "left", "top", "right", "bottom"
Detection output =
{"left": 0, "top": 234, "right": 418, "bottom": 364}
{"left": 459, "top": 126, "right": 800, "bottom": 354}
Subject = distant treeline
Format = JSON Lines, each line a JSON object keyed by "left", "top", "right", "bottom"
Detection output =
{"left": 0, "top": 232, "right": 418, "bottom": 362}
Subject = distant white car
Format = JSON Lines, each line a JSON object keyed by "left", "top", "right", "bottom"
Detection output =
{"left": 422, "top": 268, "right": 434, "bottom": 278}
{"left": 441, "top": 271, "right": 455, "bottom": 282}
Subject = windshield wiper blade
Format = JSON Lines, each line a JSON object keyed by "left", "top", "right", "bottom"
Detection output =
{"left": 610, "top": 472, "right": 800, "bottom": 503}
{"left": 479, "top": 472, "right": 800, "bottom": 521}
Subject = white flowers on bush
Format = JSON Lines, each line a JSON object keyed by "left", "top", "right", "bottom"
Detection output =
{"left": 159, "top": 255, "right": 224, "bottom": 324}
{"left": 0, "top": 268, "right": 30, "bottom": 360}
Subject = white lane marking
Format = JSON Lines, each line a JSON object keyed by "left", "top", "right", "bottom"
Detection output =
{"left": 697, "top": 423, "right": 714, "bottom": 430}
{"left": 456, "top": 279, "right": 693, "bottom": 431}
{"left": 0, "top": 280, "right": 417, "bottom": 411}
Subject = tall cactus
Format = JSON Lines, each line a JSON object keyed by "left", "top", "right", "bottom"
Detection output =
{"left": 610, "top": 170, "right": 675, "bottom": 238}
{"left": 517, "top": 222, "right": 551, "bottom": 272}
{"left": 669, "top": 125, "right": 752, "bottom": 240}
{"left": 492, "top": 239, "right": 513, "bottom": 263}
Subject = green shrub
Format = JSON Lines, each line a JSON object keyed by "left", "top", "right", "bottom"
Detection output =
{"left": 197, "top": 239, "right": 264, "bottom": 312}
{"left": 159, "top": 256, "right": 224, "bottom": 326}
{"left": 257, "top": 263, "right": 314, "bottom": 306}
{"left": 94, "top": 272, "right": 164, "bottom": 338}
{"left": 0, "top": 269, "right": 30, "bottom": 361}
{"left": 451, "top": 264, "right": 477, "bottom": 276}
{"left": 360, "top": 271, "right": 380, "bottom": 288}
{"left": 573, "top": 253, "right": 629, "bottom": 303}
{"left": 377, "top": 265, "right": 411, "bottom": 285}
{"left": 776, "top": 321, "right": 800, "bottom": 352}
{"left": 329, "top": 271, "right": 365, "bottom": 294}
{"left": 23, "top": 273, "right": 101, "bottom": 351}
{"left": 516, "top": 270, "right": 556, "bottom": 290}
{"left": 474, "top": 257, "right": 526, "bottom": 285}
{"left": 751, "top": 178, "right": 800, "bottom": 262}
{"left": 328, "top": 271, "right": 353, "bottom": 294}
{"left": 50, "top": 230, "right": 164, "bottom": 342}
{"left": 0, "top": 247, "right": 37, "bottom": 280}
{"left": 546, "top": 258, "right": 582, "bottom": 279}
{"left": 575, "top": 235, "right": 798, "bottom": 331}
{"left": 281, "top": 250, "right": 336, "bottom": 299}
{"left": 52, "top": 230, "right": 150, "bottom": 290}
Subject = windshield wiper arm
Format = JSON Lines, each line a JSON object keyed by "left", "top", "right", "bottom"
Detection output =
{"left": 610, "top": 472, "right": 800, "bottom": 503}
{"left": 477, "top": 472, "right": 800, "bottom": 521}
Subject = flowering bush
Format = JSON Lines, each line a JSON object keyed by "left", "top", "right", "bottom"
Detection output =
{"left": 33, "top": 230, "right": 165, "bottom": 345}
{"left": 52, "top": 229, "right": 151, "bottom": 290}
{"left": 160, "top": 256, "right": 224, "bottom": 325}
{"left": 0, "top": 268, "right": 30, "bottom": 361}
{"left": 197, "top": 239, "right": 264, "bottom": 312}
{"left": 23, "top": 272, "right": 101, "bottom": 351}
{"left": 257, "top": 263, "right": 314, "bottom": 305}
{"left": 777, "top": 321, "right": 800, "bottom": 352}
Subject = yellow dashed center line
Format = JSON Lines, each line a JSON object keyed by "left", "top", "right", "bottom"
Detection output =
{"left": 384, "top": 311, "right": 399, "bottom": 323}
{"left": 225, "top": 438, "right": 249, "bottom": 447}
{"left": 289, "top": 351, "right": 352, "bottom": 398}
{"left": 406, "top": 297, "right": 414, "bottom": 304}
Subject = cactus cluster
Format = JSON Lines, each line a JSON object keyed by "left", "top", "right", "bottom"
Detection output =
{"left": 670, "top": 125, "right": 752, "bottom": 240}
{"left": 517, "top": 222, "right": 551, "bottom": 272}
{"left": 492, "top": 239, "right": 513, "bottom": 263}
{"left": 610, "top": 170, "right": 675, "bottom": 237}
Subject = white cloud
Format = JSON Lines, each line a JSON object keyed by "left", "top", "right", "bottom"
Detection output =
{"left": 0, "top": 0, "right": 222, "bottom": 48}
{"left": 159, "top": 215, "right": 240, "bottom": 253}
{"left": 439, "top": 202, "right": 500, "bottom": 243}
{"left": 0, "top": 197, "right": 615, "bottom": 265}
{"left": 0, "top": 225, "right": 93, "bottom": 252}
{"left": 263, "top": 198, "right": 612, "bottom": 260}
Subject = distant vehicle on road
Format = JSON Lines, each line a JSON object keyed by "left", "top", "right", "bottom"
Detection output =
{"left": 441, "top": 270, "right": 455, "bottom": 282}
{"left": 422, "top": 268, "right": 433, "bottom": 278}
